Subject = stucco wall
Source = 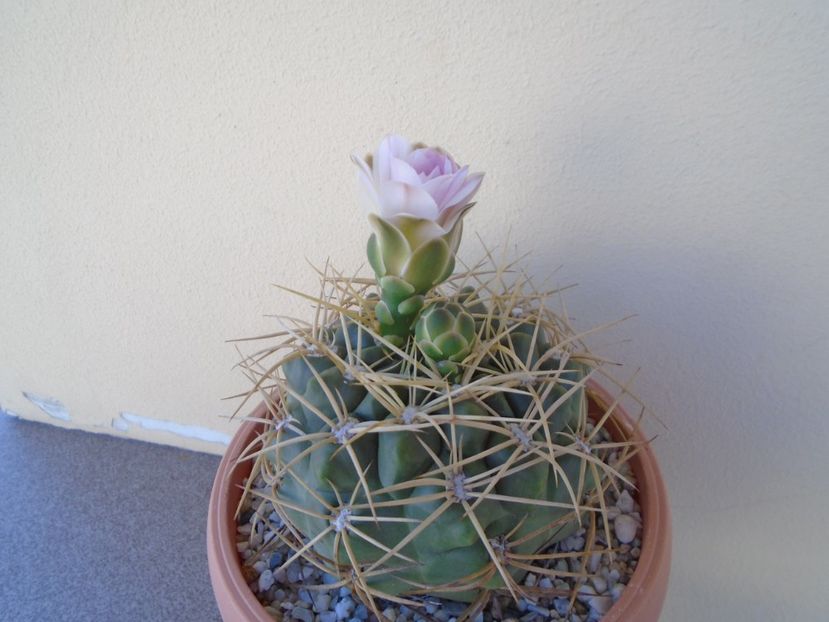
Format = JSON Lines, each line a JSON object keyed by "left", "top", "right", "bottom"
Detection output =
{"left": 2, "top": 1, "right": 828, "bottom": 619}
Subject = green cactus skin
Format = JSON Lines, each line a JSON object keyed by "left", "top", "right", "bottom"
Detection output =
{"left": 415, "top": 301, "right": 477, "bottom": 378}
{"left": 268, "top": 300, "right": 597, "bottom": 602}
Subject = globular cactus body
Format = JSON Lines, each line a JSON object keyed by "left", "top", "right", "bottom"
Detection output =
{"left": 267, "top": 290, "right": 596, "bottom": 601}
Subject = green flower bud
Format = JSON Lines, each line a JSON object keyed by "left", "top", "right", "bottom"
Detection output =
{"left": 415, "top": 302, "right": 477, "bottom": 377}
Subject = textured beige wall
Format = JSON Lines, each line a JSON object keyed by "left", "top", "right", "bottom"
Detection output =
{"left": 2, "top": 1, "right": 828, "bottom": 619}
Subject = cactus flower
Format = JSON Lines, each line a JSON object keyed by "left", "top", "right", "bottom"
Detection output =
{"left": 352, "top": 134, "right": 484, "bottom": 231}
{"left": 352, "top": 135, "right": 484, "bottom": 345}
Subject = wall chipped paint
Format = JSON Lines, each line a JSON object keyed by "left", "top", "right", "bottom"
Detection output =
{"left": 113, "top": 411, "right": 230, "bottom": 446}
{"left": 23, "top": 392, "right": 71, "bottom": 421}
{"left": 2, "top": 2, "right": 828, "bottom": 620}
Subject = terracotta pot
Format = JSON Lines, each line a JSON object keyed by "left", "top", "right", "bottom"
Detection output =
{"left": 207, "top": 381, "right": 671, "bottom": 621}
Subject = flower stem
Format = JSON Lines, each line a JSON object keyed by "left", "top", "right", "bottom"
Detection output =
{"left": 376, "top": 287, "right": 424, "bottom": 348}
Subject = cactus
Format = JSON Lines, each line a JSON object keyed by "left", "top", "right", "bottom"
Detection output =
{"left": 233, "top": 136, "right": 635, "bottom": 617}
{"left": 234, "top": 260, "right": 631, "bottom": 612}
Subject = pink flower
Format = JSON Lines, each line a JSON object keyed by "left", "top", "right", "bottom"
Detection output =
{"left": 352, "top": 134, "right": 484, "bottom": 233}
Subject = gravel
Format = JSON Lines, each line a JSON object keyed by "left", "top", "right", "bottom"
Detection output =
{"left": 235, "top": 425, "right": 642, "bottom": 622}
{"left": 612, "top": 515, "right": 639, "bottom": 545}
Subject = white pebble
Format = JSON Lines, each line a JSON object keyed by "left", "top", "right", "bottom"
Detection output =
{"left": 577, "top": 583, "right": 596, "bottom": 597}
{"left": 335, "top": 598, "right": 355, "bottom": 620}
{"left": 614, "top": 515, "right": 638, "bottom": 544}
{"left": 586, "top": 595, "right": 612, "bottom": 615}
{"left": 258, "top": 569, "right": 275, "bottom": 592}
{"left": 553, "top": 598, "right": 570, "bottom": 616}
{"left": 286, "top": 563, "right": 302, "bottom": 583}
{"left": 314, "top": 593, "right": 332, "bottom": 611}
{"left": 569, "top": 536, "right": 585, "bottom": 551}
{"left": 587, "top": 552, "right": 601, "bottom": 573}
{"left": 616, "top": 490, "right": 635, "bottom": 514}
{"left": 591, "top": 576, "right": 607, "bottom": 594}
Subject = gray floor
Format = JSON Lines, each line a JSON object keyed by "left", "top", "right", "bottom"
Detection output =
{"left": 0, "top": 414, "right": 222, "bottom": 622}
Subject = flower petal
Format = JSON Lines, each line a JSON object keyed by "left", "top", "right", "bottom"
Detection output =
{"left": 436, "top": 201, "right": 475, "bottom": 233}
{"left": 432, "top": 167, "right": 468, "bottom": 211}
{"left": 352, "top": 154, "right": 381, "bottom": 214}
{"left": 407, "top": 147, "right": 456, "bottom": 177}
{"left": 350, "top": 152, "right": 373, "bottom": 179}
{"left": 378, "top": 181, "right": 439, "bottom": 220}
{"left": 444, "top": 172, "right": 483, "bottom": 211}
{"left": 421, "top": 174, "right": 458, "bottom": 210}
{"left": 357, "top": 171, "right": 381, "bottom": 214}
{"left": 374, "top": 134, "right": 412, "bottom": 181}
{"left": 389, "top": 157, "right": 423, "bottom": 187}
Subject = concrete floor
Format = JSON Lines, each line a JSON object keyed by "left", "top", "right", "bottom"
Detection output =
{"left": 0, "top": 414, "right": 222, "bottom": 621}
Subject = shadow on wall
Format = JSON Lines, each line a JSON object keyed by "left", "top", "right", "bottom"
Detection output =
{"left": 530, "top": 233, "right": 814, "bottom": 479}
{"left": 530, "top": 235, "right": 829, "bottom": 617}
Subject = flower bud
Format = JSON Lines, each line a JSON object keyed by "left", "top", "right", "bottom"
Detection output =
{"left": 415, "top": 301, "right": 477, "bottom": 377}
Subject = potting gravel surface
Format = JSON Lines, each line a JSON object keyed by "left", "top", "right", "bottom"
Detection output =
{"left": 237, "top": 425, "right": 642, "bottom": 622}
{"left": 0, "top": 413, "right": 222, "bottom": 622}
